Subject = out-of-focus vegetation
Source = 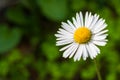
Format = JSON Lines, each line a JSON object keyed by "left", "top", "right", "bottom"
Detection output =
{"left": 0, "top": 0, "right": 120, "bottom": 80}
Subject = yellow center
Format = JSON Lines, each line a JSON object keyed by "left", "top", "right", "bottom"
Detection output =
{"left": 74, "top": 27, "right": 91, "bottom": 44}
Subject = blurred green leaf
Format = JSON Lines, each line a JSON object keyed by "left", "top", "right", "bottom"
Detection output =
{"left": 60, "top": 62, "right": 79, "bottom": 79}
{"left": 0, "top": 61, "right": 9, "bottom": 76}
{"left": 106, "top": 73, "right": 116, "bottom": 80}
{"left": 10, "top": 66, "right": 29, "bottom": 80}
{"left": 7, "top": 49, "right": 22, "bottom": 63}
{"left": 41, "top": 41, "right": 59, "bottom": 61}
{"left": 21, "top": 54, "right": 34, "bottom": 65}
{"left": 117, "top": 64, "right": 120, "bottom": 73}
{"left": 6, "top": 6, "right": 28, "bottom": 25}
{"left": 0, "top": 24, "right": 21, "bottom": 53}
{"left": 47, "top": 62, "right": 61, "bottom": 78}
{"left": 21, "top": 0, "right": 31, "bottom": 9}
{"left": 81, "top": 64, "right": 96, "bottom": 79}
{"left": 71, "top": 0, "right": 86, "bottom": 11}
{"left": 37, "top": 0, "right": 68, "bottom": 21}
{"left": 30, "top": 36, "right": 40, "bottom": 47}
{"left": 34, "top": 60, "right": 47, "bottom": 80}
{"left": 111, "top": 0, "right": 120, "bottom": 15}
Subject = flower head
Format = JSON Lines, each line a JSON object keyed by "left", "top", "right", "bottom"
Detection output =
{"left": 55, "top": 12, "right": 108, "bottom": 61}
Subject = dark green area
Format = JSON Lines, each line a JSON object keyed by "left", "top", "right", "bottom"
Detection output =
{"left": 0, "top": 0, "right": 120, "bottom": 80}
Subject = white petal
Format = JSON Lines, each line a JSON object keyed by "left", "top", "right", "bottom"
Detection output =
{"left": 56, "top": 30, "right": 73, "bottom": 39}
{"left": 92, "top": 34, "right": 108, "bottom": 40}
{"left": 55, "top": 33, "right": 72, "bottom": 38}
{"left": 87, "top": 15, "right": 93, "bottom": 28}
{"left": 69, "top": 43, "right": 79, "bottom": 58}
{"left": 56, "top": 37, "right": 73, "bottom": 41}
{"left": 56, "top": 39, "right": 73, "bottom": 46}
{"left": 58, "top": 28, "right": 73, "bottom": 35}
{"left": 95, "top": 30, "right": 108, "bottom": 36}
{"left": 61, "top": 22, "right": 74, "bottom": 33}
{"left": 85, "top": 12, "right": 93, "bottom": 28}
{"left": 86, "top": 44, "right": 94, "bottom": 59}
{"left": 56, "top": 32, "right": 73, "bottom": 38}
{"left": 90, "top": 43, "right": 100, "bottom": 54}
{"left": 89, "top": 14, "right": 99, "bottom": 29}
{"left": 67, "top": 20, "right": 76, "bottom": 30}
{"left": 74, "top": 44, "right": 83, "bottom": 61}
{"left": 88, "top": 43, "right": 98, "bottom": 58}
{"left": 79, "top": 12, "right": 83, "bottom": 26}
{"left": 55, "top": 33, "right": 73, "bottom": 38}
{"left": 87, "top": 12, "right": 92, "bottom": 27}
{"left": 93, "top": 24, "right": 107, "bottom": 33}
{"left": 82, "top": 45, "right": 88, "bottom": 60}
{"left": 63, "top": 43, "right": 77, "bottom": 58}
{"left": 94, "top": 19, "right": 105, "bottom": 30}
{"left": 72, "top": 17, "right": 79, "bottom": 28}
{"left": 92, "top": 41, "right": 107, "bottom": 46}
{"left": 86, "top": 43, "right": 97, "bottom": 59}
{"left": 76, "top": 13, "right": 81, "bottom": 27}
{"left": 57, "top": 30, "right": 71, "bottom": 35}
{"left": 92, "top": 34, "right": 108, "bottom": 41}
{"left": 60, "top": 42, "right": 74, "bottom": 51}
{"left": 85, "top": 12, "right": 89, "bottom": 27}
{"left": 56, "top": 36, "right": 73, "bottom": 41}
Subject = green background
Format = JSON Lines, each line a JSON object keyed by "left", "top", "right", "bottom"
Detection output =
{"left": 0, "top": 0, "right": 120, "bottom": 80}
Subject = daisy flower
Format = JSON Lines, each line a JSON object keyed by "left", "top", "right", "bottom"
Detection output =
{"left": 55, "top": 11, "right": 108, "bottom": 61}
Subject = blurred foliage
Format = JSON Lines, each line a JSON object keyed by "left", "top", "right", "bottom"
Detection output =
{"left": 0, "top": 24, "right": 21, "bottom": 53}
{"left": 37, "top": 0, "right": 68, "bottom": 21}
{"left": 0, "top": 0, "right": 120, "bottom": 80}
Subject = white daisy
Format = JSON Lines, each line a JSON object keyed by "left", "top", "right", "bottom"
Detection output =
{"left": 55, "top": 11, "right": 108, "bottom": 61}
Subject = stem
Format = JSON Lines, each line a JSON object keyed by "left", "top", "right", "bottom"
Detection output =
{"left": 94, "top": 59, "right": 102, "bottom": 80}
